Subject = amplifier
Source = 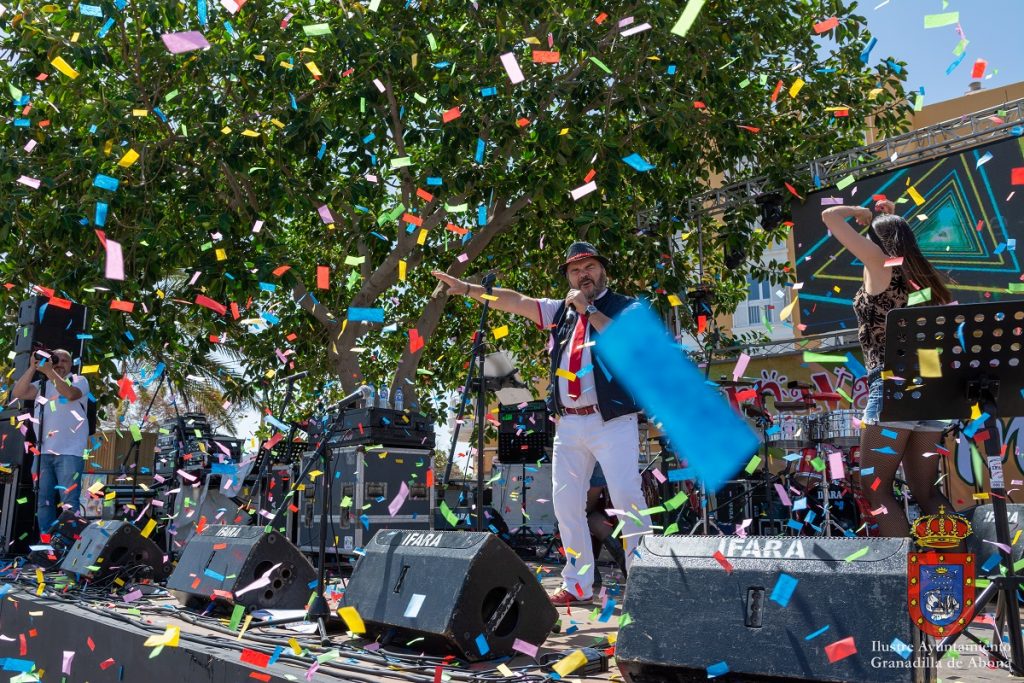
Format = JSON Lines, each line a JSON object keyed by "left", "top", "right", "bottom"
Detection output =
{"left": 327, "top": 407, "right": 436, "bottom": 449}
{"left": 497, "top": 401, "right": 552, "bottom": 464}
{"left": 297, "top": 445, "right": 434, "bottom": 554}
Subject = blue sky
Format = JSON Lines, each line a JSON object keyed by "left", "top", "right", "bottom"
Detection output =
{"left": 862, "top": 0, "right": 1024, "bottom": 104}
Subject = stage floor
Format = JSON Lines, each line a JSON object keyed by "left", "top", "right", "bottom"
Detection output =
{"left": 0, "top": 562, "right": 1016, "bottom": 682}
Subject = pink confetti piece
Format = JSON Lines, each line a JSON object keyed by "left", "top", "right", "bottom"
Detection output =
{"left": 570, "top": 180, "right": 597, "bottom": 200}
{"left": 160, "top": 31, "right": 211, "bottom": 54}
{"left": 774, "top": 482, "right": 792, "bottom": 507}
{"left": 318, "top": 205, "right": 334, "bottom": 224}
{"left": 16, "top": 175, "right": 40, "bottom": 189}
{"left": 104, "top": 238, "right": 124, "bottom": 280}
{"left": 388, "top": 481, "right": 410, "bottom": 516}
{"left": 983, "top": 539, "right": 1013, "bottom": 554}
{"left": 500, "top": 52, "right": 525, "bottom": 84}
{"left": 827, "top": 451, "right": 845, "bottom": 480}
{"left": 512, "top": 638, "right": 539, "bottom": 658}
{"left": 732, "top": 353, "right": 750, "bottom": 381}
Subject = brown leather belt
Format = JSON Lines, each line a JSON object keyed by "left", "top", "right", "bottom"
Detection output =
{"left": 562, "top": 405, "right": 599, "bottom": 416}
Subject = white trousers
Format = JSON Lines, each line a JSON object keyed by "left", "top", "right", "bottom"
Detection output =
{"left": 551, "top": 412, "right": 651, "bottom": 597}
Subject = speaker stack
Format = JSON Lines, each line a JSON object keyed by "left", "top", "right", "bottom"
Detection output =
{"left": 616, "top": 535, "right": 932, "bottom": 683}
{"left": 12, "top": 295, "right": 88, "bottom": 379}
{"left": 341, "top": 529, "right": 558, "bottom": 661}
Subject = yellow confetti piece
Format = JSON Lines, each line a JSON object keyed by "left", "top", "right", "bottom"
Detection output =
{"left": 241, "top": 129, "right": 260, "bottom": 137}
{"left": 555, "top": 368, "right": 577, "bottom": 382}
{"left": 305, "top": 61, "right": 322, "bottom": 77}
{"left": 215, "top": 248, "right": 227, "bottom": 261}
{"left": 398, "top": 260, "right": 407, "bottom": 281}
{"left": 132, "top": 109, "right": 148, "bottom": 117}
{"left": 220, "top": 126, "right": 232, "bottom": 134}
{"left": 667, "top": 294, "right": 682, "bottom": 307}
{"left": 337, "top": 606, "right": 366, "bottom": 634}
{"left": 480, "top": 293, "right": 498, "bottom": 301}
{"left": 552, "top": 650, "right": 588, "bottom": 677}
{"left": 417, "top": 229, "right": 428, "bottom": 245}
{"left": 788, "top": 77, "right": 805, "bottom": 98}
{"left": 140, "top": 518, "right": 157, "bottom": 538}
{"left": 917, "top": 349, "right": 941, "bottom": 378}
{"left": 50, "top": 56, "right": 79, "bottom": 79}
{"left": 496, "top": 663, "right": 515, "bottom": 677}
{"left": 492, "top": 325, "right": 509, "bottom": 340}
{"left": 907, "top": 186, "right": 925, "bottom": 206}
{"left": 81, "top": 364, "right": 99, "bottom": 373}
{"left": 117, "top": 149, "right": 140, "bottom": 167}
{"left": 780, "top": 297, "right": 798, "bottom": 321}
{"left": 144, "top": 625, "right": 180, "bottom": 648}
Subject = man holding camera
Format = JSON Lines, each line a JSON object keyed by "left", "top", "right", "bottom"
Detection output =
{"left": 12, "top": 349, "right": 90, "bottom": 539}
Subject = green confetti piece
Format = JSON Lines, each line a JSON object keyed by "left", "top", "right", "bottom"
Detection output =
{"left": 953, "top": 38, "right": 969, "bottom": 56}
{"left": 390, "top": 156, "right": 412, "bottom": 169}
{"left": 16, "top": 497, "right": 27, "bottom": 504}
{"left": 744, "top": 455, "right": 762, "bottom": 475}
{"left": 810, "top": 457, "right": 825, "bottom": 472}
{"left": 589, "top": 57, "right": 612, "bottom": 74}
{"left": 802, "top": 352, "right": 848, "bottom": 363}
{"left": 444, "top": 202, "right": 468, "bottom": 213}
{"left": 130, "top": 424, "right": 143, "bottom": 442}
{"left": 426, "top": 33, "right": 437, "bottom": 51}
{"left": 303, "top": 23, "right": 332, "bottom": 36}
{"left": 229, "top": 603, "right": 245, "bottom": 631}
{"left": 618, "top": 612, "right": 633, "bottom": 628}
{"left": 663, "top": 490, "right": 689, "bottom": 511}
{"left": 843, "top": 547, "right": 869, "bottom": 563}
{"left": 670, "top": 0, "right": 707, "bottom": 38}
{"left": 923, "top": 12, "right": 959, "bottom": 29}
{"left": 836, "top": 387, "right": 853, "bottom": 403}
{"left": 663, "top": 522, "right": 680, "bottom": 535}
{"left": 1008, "top": 283, "right": 1024, "bottom": 293}
{"left": 439, "top": 501, "right": 459, "bottom": 527}
{"left": 638, "top": 506, "right": 666, "bottom": 516}
{"left": 835, "top": 174, "right": 856, "bottom": 190}
{"left": 316, "top": 649, "right": 341, "bottom": 664}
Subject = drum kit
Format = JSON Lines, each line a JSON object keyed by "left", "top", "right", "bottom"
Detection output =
{"left": 671, "top": 377, "right": 879, "bottom": 538}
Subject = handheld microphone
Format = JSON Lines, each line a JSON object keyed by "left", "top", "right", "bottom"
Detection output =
{"left": 323, "top": 385, "right": 373, "bottom": 413}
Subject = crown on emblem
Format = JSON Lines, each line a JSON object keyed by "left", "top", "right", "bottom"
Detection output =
{"left": 911, "top": 505, "right": 972, "bottom": 549}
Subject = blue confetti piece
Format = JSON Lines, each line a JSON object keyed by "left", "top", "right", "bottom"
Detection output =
{"left": 770, "top": 573, "right": 798, "bottom": 607}
{"left": 787, "top": 519, "right": 804, "bottom": 531}
{"left": 211, "top": 462, "right": 237, "bottom": 474}
{"left": 224, "top": 20, "right": 239, "bottom": 39}
{"left": 475, "top": 137, "right": 485, "bottom": 164}
{"left": 93, "top": 174, "right": 119, "bottom": 191}
{"left": 886, "top": 59, "right": 902, "bottom": 74}
{"left": 317, "top": 141, "right": 327, "bottom": 160}
{"left": 976, "top": 151, "right": 993, "bottom": 168}
{"left": 260, "top": 311, "right": 280, "bottom": 325}
{"left": 598, "top": 599, "right": 617, "bottom": 623}
{"left": 268, "top": 646, "right": 285, "bottom": 666}
{"left": 197, "top": 0, "right": 208, "bottom": 25}
{"left": 95, "top": 202, "right": 108, "bottom": 227}
{"left": 890, "top": 637, "right": 912, "bottom": 660}
{"left": 667, "top": 64, "right": 677, "bottom": 75}
{"left": 426, "top": 176, "right": 443, "bottom": 185}
{"left": 480, "top": 86, "right": 497, "bottom": 97}
{"left": 475, "top": 634, "right": 490, "bottom": 655}
{"left": 945, "top": 52, "right": 967, "bottom": 76}
{"left": 621, "top": 153, "right": 655, "bottom": 172}
{"left": 477, "top": 204, "right": 487, "bottom": 226}
{"left": 666, "top": 468, "right": 690, "bottom": 482}
{"left": 982, "top": 553, "right": 1002, "bottom": 573}
{"left": 359, "top": 514, "right": 370, "bottom": 530}
{"left": 0, "top": 659, "right": 35, "bottom": 673}
{"left": 1012, "top": 126, "right": 1024, "bottom": 137}
{"left": 100, "top": 16, "right": 117, "bottom": 36}
{"left": 362, "top": 133, "right": 376, "bottom": 144}
{"left": 804, "top": 625, "right": 830, "bottom": 640}
{"left": 880, "top": 428, "right": 898, "bottom": 439}
{"left": 258, "top": 282, "right": 277, "bottom": 292}
{"left": 859, "top": 36, "right": 877, "bottom": 64}
{"left": 707, "top": 661, "right": 729, "bottom": 677}
{"left": 290, "top": 93, "right": 298, "bottom": 110}
{"left": 956, "top": 321, "right": 966, "bottom": 350}
{"left": 348, "top": 307, "right": 385, "bottom": 323}
{"left": 597, "top": 306, "right": 759, "bottom": 491}
{"left": 79, "top": 3, "right": 103, "bottom": 16}
{"left": 13, "top": 118, "right": 30, "bottom": 127}
{"left": 872, "top": 446, "right": 897, "bottom": 455}
{"left": 203, "top": 568, "right": 225, "bottom": 581}
{"left": 844, "top": 353, "right": 866, "bottom": 379}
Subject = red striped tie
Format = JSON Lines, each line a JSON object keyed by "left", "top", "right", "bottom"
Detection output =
{"left": 567, "top": 314, "right": 588, "bottom": 400}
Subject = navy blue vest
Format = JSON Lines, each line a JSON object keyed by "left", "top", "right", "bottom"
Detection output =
{"left": 544, "top": 290, "right": 640, "bottom": 421}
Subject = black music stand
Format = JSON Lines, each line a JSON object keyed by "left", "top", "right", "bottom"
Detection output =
{"left": 882, "top": 300, "right": 1024, "bottom": 674}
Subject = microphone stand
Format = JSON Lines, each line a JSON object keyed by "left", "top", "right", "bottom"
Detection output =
{"left": 31, "top": 375, "right": 48, "bottom": 538}
{"left": 256, "top": 386, "right": 368, "bottom": 644}
{"left": 243, "top": 374, "right": 302, "bottom": 521}
{"left": 441, "top": 273, "right": 497, "bottom": 533}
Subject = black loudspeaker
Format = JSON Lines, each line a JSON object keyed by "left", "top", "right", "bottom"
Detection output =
{"left": 341, "top": 529, "right": 557, "bottom": 662}
{"left": 964, "top": 503, "right": 1024, "bottom": 574}
{"left": 60, "top": 520, "right": 170, "bottom": 583}
{"left": 13, "top": 296, "right": 87, "bottom": 379}
{"left": 166, "top": 525, "right": 316, "bottom": 611}
{"left": 617, "top": 536, "right": 930, "bottom": 683}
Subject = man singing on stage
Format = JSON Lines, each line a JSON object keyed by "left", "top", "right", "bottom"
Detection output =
{"left": 12, "top": 349, "right": 90, "bottom": 540}
{"left": 433, "top": 242, "right": 651, "bottom": 606}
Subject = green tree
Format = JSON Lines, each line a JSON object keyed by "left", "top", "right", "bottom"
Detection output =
{"left": 0, "top": 0, "right": 911, "bottom": 419}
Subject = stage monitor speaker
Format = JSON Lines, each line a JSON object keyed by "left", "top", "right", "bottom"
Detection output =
{"left": 341, "top": 529, "right": 557, "bottom": 662}
{"left": 12, "top": 296, "right": 88, "bottom": 379}
{"left": 166, "top": 525, "right": 316, "bottom": 611}
{"left": 0, "top": 459, "right": 35, "bottom": 554}
{"left": 616, "top": 535, "right": 931, "bottom": 683}
{"left": 964, "top": 503, "right": 1024, "bottom": 573}
{"left": 60, "top": 520, "right": 170, "bottom": 583}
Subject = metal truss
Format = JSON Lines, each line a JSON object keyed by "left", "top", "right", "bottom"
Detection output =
{"left": 711, "top": 328, "right": 861, "bottom": 361}
{"left": 677, "top": 96, "right": 1024, "bottom": 222}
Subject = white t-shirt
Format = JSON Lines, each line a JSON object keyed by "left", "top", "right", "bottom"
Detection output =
{"left": 534, "top": 291, "right": 610, "bottom": 408}
{"left": 32, "top": 375, "right": 90, "bottom": 456}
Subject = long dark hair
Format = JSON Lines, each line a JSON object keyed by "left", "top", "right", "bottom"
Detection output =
{"left": 867, "top": 214, "right": 951, "bottom": 305}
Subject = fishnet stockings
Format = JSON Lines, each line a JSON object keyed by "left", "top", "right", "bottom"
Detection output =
{"left": 858, "top": 425, "right": 951, "bottom": 537}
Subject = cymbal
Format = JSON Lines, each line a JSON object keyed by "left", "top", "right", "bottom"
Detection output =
{"left": 714, "top": 378, "right": 757, "bottom": 387}
{"left": 774, "top": 400, "right": 817, "bottom": 412}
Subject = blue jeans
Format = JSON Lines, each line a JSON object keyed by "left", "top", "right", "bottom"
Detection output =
{"left": 36, "top": 454, "right": 84, "bottom": 537}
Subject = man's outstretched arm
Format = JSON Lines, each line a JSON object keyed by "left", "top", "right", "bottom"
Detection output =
{"left": 431, "top": 270, "right": 543, "bottom": 327}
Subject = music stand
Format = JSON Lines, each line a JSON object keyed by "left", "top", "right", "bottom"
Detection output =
{"left": 881, "top": 300, "right": 1024, "bottom": 674}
